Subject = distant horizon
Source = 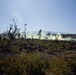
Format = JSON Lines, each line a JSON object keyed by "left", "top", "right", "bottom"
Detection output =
{"left": 0, "top": 29, "right": 76, "bottom": 34}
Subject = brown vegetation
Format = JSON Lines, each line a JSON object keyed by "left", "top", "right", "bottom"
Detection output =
{"left": 0, "top": 39, "right": 76, "bottom": 75}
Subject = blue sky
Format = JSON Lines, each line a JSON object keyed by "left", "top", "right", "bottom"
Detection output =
{"left": 0, "top": 0, "right": 76, "bottom": 34}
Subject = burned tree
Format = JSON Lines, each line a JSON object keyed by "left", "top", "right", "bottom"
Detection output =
{"left": 23, "top": 23, "right": 27, "bottom": 39}
{"left": 5, "top": 19, "right": 20, "bottom": 40}
{"left": 38, "top": 29, "right": 42, "bottom": 39}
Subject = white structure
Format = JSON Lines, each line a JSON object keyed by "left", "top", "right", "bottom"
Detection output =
{"left": 55, "top": 33, "right": 62, "bottom": 40}
{"left": 20, "top": 31, "right": 76, "bottom": 41}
